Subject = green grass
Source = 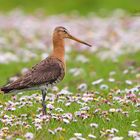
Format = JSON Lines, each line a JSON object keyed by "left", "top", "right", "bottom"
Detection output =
{"left": 0, "top": 0, "right": 139, "bottom": 14}
{"left": 1, "top": 51, "right": 140, "bottom": 90}
{"left": 0, "top": 51, "right": 140, "bottom": 139}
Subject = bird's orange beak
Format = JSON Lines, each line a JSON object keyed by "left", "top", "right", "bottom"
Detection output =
{"left": 67, "top": 33, "right": 92, "bottom": 47}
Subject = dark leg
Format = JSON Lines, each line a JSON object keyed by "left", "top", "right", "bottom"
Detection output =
{"left": 41, "top": 90, "right": 47, "bottom": 115}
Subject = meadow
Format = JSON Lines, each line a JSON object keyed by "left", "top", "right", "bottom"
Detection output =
{"left": 0, "top": 9, "right": 140, "bottom": 140}
{"left": 0, "top": 0, "right": 140, "bottom": 14}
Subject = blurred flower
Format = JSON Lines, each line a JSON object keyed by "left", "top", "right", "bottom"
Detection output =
{"left": 88, "top": 134, "right": 96, "bottom": 139}
{"left": 63, "top": 119, "right": 70, "bottom": 124}
{"left": 92, "top": 79, "right": 104, "bottom": 85}
{"left": 100, "top": 84, "right": 109, "bottom": 90}
{"left": 125, "top": 80, "right": 132, "bottom": 85}
{"left": 128, "top": 131, "right": 140, "bottom": 137}
{"left": 76, "top": 55, "right": 89, "bottom": 63}
{"left": 48, "top": 129, "right": 55, "bottom": 135}
{"left": 54, "top": 127, "right": 63, "bottom": 133}
{"left": 109, "top": 71, "right": 116, "bottom": 76}
{"left": 24, "top": 132, "right": 34, "bottom": 140}
{"left": 77, "top": 83, "right": 87, "bottom": 92}
{"left": 108, "top": 78, "right": 115, "bottom": 82}
{"left": 69, "top": 68, "right": 83, "bottom": 77}
{"left": 57, "top": 89, "right": 72, "bottom": 96}
{"left": 46, "top": 104, "right": 54, "bottom": 110}
{"left": 74, "top": 133, "right": 82, "bottom": 137}
{"left": 109, "top": 136, "right": 123, "bottom": 140}
{"left": 90, "top": 123, "right": 98, "bottom": 128}
{"left": 109, "top": 108, "right": 116, "bottom": 113}
{"left": 69, "top": 137, "right": 77, "bottom": 140}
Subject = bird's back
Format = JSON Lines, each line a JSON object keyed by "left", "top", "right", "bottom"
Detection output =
{"left": 1, "top": 57, "right": 65, "bottom": 93}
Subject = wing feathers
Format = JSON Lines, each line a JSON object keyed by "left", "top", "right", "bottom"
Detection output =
{"left": 1, "top": 57, "right": 64, "bottom": 93}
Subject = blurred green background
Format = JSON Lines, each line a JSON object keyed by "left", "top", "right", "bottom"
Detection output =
{"left": 0, "top": 0, "right": 140, "bottom": 14}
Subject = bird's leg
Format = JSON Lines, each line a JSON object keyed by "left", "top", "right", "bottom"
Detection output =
{"left": 41, "top": 89, "right": 47, "bottom": 115}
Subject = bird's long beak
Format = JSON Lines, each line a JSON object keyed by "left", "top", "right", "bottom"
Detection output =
{"left": 67, "top": 33, "right": 92, "bottom": 47}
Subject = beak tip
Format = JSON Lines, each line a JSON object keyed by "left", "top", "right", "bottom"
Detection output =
{"left": 88, "top": 44, "right": 92, "bottom": 47}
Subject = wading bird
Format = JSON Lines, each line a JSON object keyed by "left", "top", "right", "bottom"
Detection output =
{"left": 0, "top": 26, "right": 92, "bottom": 115}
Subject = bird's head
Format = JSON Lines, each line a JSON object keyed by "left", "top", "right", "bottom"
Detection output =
{"left": 54, "top": 26, "right": 92, "bottom": 47}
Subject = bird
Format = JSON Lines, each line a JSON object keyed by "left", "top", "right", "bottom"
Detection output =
{"left": 0, "top": 26, "right": 92, "bottom": 115}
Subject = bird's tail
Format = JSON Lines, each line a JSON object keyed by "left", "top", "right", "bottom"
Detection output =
{"left": 0, "top": 86, "right": 13, "bottom": 94}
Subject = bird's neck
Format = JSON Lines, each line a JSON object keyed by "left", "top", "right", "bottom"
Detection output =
{"left": 51, "top": 36, "right": 65, "bottom": 63}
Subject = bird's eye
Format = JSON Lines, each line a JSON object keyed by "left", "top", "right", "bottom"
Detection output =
{"left": 64, "top": 30, "right": 66, "bottom": 33}
{"left": 58, "top": 28, "right": 67, "bottom": 33}
{"left": 63, "top": 30, "right": 67, "bottom": 33}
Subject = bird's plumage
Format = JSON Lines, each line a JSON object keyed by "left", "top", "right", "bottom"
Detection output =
{"left": 0, "top": 26, "right": 91, "bottom": 115}
{"left": 1, "top": 57, "right": 65, "bottom": 93}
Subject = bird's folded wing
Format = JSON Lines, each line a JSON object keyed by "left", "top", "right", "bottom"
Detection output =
{"left": 2, "top": 57, "right": 63, "bottom": 91}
